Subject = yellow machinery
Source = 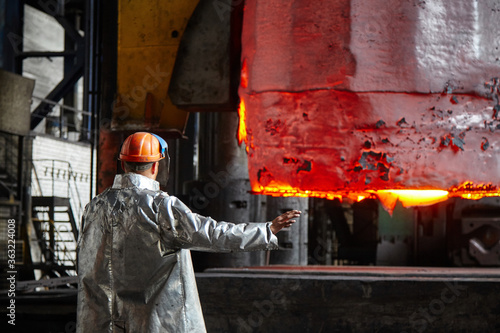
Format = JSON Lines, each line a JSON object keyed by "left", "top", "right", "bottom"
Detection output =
{"left": 114, "top": 0, "right": 200, "bottom": 133}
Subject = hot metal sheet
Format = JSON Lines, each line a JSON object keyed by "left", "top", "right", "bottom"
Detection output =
{"left": 240, "top": 0, "right": 500, "bottom": 194}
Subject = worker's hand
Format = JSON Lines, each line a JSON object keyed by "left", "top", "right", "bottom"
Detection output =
{"left": 270, "top": 210, "right": 301, "bottom": 234}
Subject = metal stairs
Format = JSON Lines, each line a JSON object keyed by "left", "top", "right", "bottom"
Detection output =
{"left": 0, "top": 146, "right": 23, "bottom": 288}
{"left": 0, "top": 171, "right": 15, "bottom": 199}
{"left": 32, "top": 196, "right": 79, "bottom": 276}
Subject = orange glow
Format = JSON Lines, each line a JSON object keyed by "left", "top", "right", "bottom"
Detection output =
{"left": 240, "top": 59, "right": 248, "bottom": 89}
{"left": 449, "top": 182, "right": 500, "bottom": 200}
{"left": 374, "top": 189, "right": 449, "bottom": 213}
{"left": 238, "top": 0, "right": 500, "bottom": 216}
{"left": 237, "top": 98, "right": 247, "bottom": 147}
{"left": 257, "top": 185, "right": 343, "bottom": 201}
{"left": 254, "top": 182, "right": 371, "bottom": 202}
{"left": 249, "top": 182, "right": 500, "bottom": 213}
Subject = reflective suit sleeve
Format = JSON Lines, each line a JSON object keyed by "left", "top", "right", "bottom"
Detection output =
{"left": 158, "top": 195, "right": 279, "bottom": 252}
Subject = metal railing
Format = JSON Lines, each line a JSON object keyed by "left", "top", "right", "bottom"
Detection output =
{"left": 47, "top": 218, "right": 77, "bottom": 271}
{"left": 31, "top": 95, "right": 92, "bottom": 142}
{"left": 31, "top": 159, "right": 85, "bottom": 222}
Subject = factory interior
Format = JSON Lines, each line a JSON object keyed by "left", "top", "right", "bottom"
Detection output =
{"left": 1, "top": 0, "right": 499, "bottom": 332}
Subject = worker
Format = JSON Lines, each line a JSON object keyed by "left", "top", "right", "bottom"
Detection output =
{"left": 76, "top": 132, "right": 301, "bottom": 333}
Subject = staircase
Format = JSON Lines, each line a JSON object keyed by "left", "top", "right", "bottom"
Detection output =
{"left": 0, "top": 132, "right": 83, "bottom": 280}
{"left": 0, "top": 133, "right": 20, "bottom": 201}
{"left": 0, "top": 172, "right": 16, "bottom": 200}
{"left": 0, "top": 201, "right": 23, "bottom": 290}
{"left": 0, "top": 132, "right": 24, "bottom": 288}
{"left": 30, "top": 158, "right": 85, "bottom": 277}
{"left": 32, "top": 196, "right": 79, "bottom": 276}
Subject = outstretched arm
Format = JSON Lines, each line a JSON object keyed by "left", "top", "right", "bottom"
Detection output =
{"left": 270, "top": 210, "right": 301, "bottom": 234}
{"left": 159, "top": 197, "right": 302, "bottom": 252}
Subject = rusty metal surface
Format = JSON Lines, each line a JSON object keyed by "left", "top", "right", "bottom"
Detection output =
{"left": 97, "top": 129, "right": 122, "bottom": 193}
{"left": 239, "top": 0, "right": 500, "bottom": 196}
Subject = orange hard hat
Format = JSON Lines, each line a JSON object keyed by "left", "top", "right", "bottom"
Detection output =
{"left": 119, "top": 132, "right": 167, "bottom": 162}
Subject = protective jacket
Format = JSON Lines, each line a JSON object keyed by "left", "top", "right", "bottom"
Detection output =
{"left": 77, "top": 173, "right": 278, "bottom": 333}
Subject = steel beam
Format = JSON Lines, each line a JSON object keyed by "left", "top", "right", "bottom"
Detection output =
{"left": 0, "top": 0, "right": 24, "bottom": 73}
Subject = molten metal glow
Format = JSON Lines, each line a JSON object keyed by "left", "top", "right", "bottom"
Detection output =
{"left": 237, "top": 98, "right": 247, "bottom": 146}
{"left": 258, "top": 185, "right": 450, "bottom": 211}
{"left": 374, "top": 189, "right": 449, "bottom": 212}
{"left": 252, "top": 182, "right": 500, "bottom": 213}
{"left": 449, "top": 182, "right": 500, "bottom": 200}
{"left": 256, "top": 184, "right": 343, "bottom": 201}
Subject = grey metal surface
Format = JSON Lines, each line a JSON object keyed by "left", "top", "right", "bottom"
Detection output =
{"left": 197, "top": 267, "right": 500, "bottom": 333}
{"left": 77, "top": 173, "right": 278, "bottom": 333}
{"left": 0, "top": 69, "right": 35, "bottom": 136}
{"left": 168, "top": 0, "right": 238, "bottom": 110}
{"left": 187, "top": 112, "right": 271, "bottom": 269}
{"left": 462, "top": 216, "right": 500, "bottom": 266}
{"left": 189, "top": 178, "right": 270, "bottom": 268}
{"left": 469, "top": 238, "right": 500, "bottom": 266}
{"left": 267, "top": 196, "right": 308, "bottom": 265}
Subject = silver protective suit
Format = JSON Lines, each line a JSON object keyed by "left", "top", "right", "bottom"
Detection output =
{"left": 77, "top": 173, "right": 278, "bottom": 333}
